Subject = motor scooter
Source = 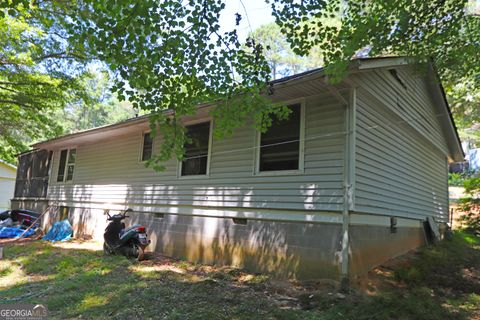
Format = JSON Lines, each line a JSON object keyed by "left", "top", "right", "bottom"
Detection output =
{"left": 103, "top": 208, "right": 150, "bottom": 261}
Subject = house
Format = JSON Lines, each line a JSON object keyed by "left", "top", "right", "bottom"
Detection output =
{"left": 12, "top": 57, "right": 464, "bottom": 282}
{"left": 0, "top": 159, "right": 16, "bottom": 210}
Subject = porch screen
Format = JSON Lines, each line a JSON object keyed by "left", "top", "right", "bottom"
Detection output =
{"left": 181, "top": 122, "right": 210, "bottom": 176}
{"left": 259, "top": 104, "right": 301, "bottom": 171}
{"left": 15, "top": 149, "right": 52, "bottom": 198}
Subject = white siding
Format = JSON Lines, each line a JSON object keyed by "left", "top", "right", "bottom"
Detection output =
{"left": 354, "top": 70, "right": 449, "bottom": 222}
{"left": 357, "top": 67, "right": 449, "bottom": 155}
{"left": 0, "top": 180, "right": 15, "bottom": 210}
{"left": 0, "top": 163, "right": 16, "bottom": 210}
{"left": 44, "top": 67, "right": 453, "bottom": 224}
{"left": 48, "top": 91, "right": 347, "bottom": 221}
{"left": 0, "top": 163, "right": 16, "bottom": 179}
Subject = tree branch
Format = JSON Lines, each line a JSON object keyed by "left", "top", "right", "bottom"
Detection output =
{"left": 0, "top": 99, "right": 37, "bottom": 109}
{"left": 33, "top": 51, "right": 87, "bottom": 62}
{"left": 0, "top": 81, "right": 51, "bottom": 86}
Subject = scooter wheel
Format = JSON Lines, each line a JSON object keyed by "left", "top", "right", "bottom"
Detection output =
{"left": 137, "top": 247, "right": 145, "bottom": 262}
{"left": 129, "top": 243, "right": 145, "bottom": 261}
{"left": 103, "top": 242, "right": 113, "bottom": 255}
{"left": 131, "top": 243, "right": 145, "bottom": 261}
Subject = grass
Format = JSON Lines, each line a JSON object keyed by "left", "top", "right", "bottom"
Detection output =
{"left": 0, "top": 231, "right": 479, "bottom": 319}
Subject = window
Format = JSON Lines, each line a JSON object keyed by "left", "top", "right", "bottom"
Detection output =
{"left": 258, "top": 104, "right": 302, "bottom": 172}
{"left": 181, "top": 122, "right": 211, "bottom": 176}
{"left": 57, "top": 148, "right": 76, "bottom": 182}
{"left": 66, "top": 149, "right": 76, "bottom": 181}
{"left": 141, "top": 132, "right": 153, "bottom": 161}
{"left": 57, "top": 150, "right": 68, "bottom": 182}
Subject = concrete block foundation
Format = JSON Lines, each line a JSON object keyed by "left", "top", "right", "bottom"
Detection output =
{"left": 12, "top": 201, "right": 426, "bottom": 280}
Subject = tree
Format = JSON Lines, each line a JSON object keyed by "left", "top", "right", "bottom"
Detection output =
{"left": 67, "top": 0, "right": 479, "bottom": 169}
{"left": 459, "top": 175, "right": 480, "bottom": 234}
{"left": 0, "top": 3, "right": 90, "bottom": 164}
{"left": 270, "top": 0, "right": 480, "bottom": 148}
{"left": 57, "top": 70, "right": 138, "bottom": 133}
{"left": 0, "top": 3, "right": 137, "bottom": 164}
{"left": 446, "top": 79, "right": 480, "bottom": 146}
{"left": 247, "top": 22, "right": 323, "bottom": 79}
{"left": 2, "top": 0, "right": 479, "bottom": 168}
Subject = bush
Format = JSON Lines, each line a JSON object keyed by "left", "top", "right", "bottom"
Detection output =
{"left": 458, "top": 176, "right": 480, "bottom": 233}
{"left": 449, "top": 172, "right": 464, "bottom": 186}
{"left": 449, "top": 169, "right": 476, "bottom": 186}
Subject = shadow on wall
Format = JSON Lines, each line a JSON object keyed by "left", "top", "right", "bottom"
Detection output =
{"left": 129, "top": 210, "right": 343, "bottom": 279}
{"left": 48, "top": 182, "right": 345, "bottom": 279}
{"left": 118, "top": 182, "right": 344, "bottom": 278}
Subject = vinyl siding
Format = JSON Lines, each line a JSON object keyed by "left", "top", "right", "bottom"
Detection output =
{"left": 47, "top": 91, "right": 347, "bottom": 221}
{"left": 0, "top": 164, "right": 16, "bottom": 179}
{"left": 0, "top": 179, "right": 15, "bottom": 210}
{"left": 0, "top": 164, "right": 16, "bottom": 210}
{"left": 354, "top": 69, "right": 449, "bottom": 222}
{"left": 357, "top": 67, "right": 449, "bottom": 155}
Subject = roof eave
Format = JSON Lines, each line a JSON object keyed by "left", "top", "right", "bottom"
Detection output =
{"left": 426, "top": 61, "right": 465, "bottom": 162}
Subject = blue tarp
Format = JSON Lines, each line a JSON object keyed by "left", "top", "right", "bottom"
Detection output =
{"left": 0, "top": 227, "right": 35, "bottom": 238}
{"left": 42, "top": 219, "right": 73, "bottom": 242}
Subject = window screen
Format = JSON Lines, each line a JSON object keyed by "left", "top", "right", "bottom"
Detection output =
{"left": 57, "top": 149, "right": 68, "bottom": 182}
{"left": 181, "top": 122, "right": 210, "bottom": 176}
{"left": 259, "top": 104, "right": 301, "bottom": 172}
{"left": 141, "top": 132, "right": 153, "bottom": 161}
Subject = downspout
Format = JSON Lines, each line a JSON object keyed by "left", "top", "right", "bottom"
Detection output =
{"left": 341, "top": 86, "right": 356, "bottom": 291}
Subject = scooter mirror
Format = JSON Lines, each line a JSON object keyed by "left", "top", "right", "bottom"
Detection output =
{"left": 124, "top": 208, "right": 133, "bottom": 216}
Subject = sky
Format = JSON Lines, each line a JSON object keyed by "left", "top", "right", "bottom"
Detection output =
{"left": 219, "top": 0, "right": 275, "bottom": 41}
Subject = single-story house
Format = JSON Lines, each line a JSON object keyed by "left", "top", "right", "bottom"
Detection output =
{"left": 12, "top": 57, "right": 464, "bottom": 282}
{"left": 0, "top": 159, "right": 16, "bottom": 210}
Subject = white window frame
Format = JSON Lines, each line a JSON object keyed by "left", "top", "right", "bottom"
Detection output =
{"left": 57, "top": 148, "right": 77, "bottom": 183}
{"left": 253, "top": 99, "right": 306, "bottom": 176}
{"left": 177, "top": 119, "right": 213, "bottom": 179}
{"left": 138, "top": 130, "right": 154, "bottom": 163}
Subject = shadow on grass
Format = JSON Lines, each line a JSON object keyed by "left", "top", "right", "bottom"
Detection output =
{"left": 0, "top": 242, "right": 306, "bottom": 319}
{"left": 0, "top": 231, "right": 478, "bottom": 320}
